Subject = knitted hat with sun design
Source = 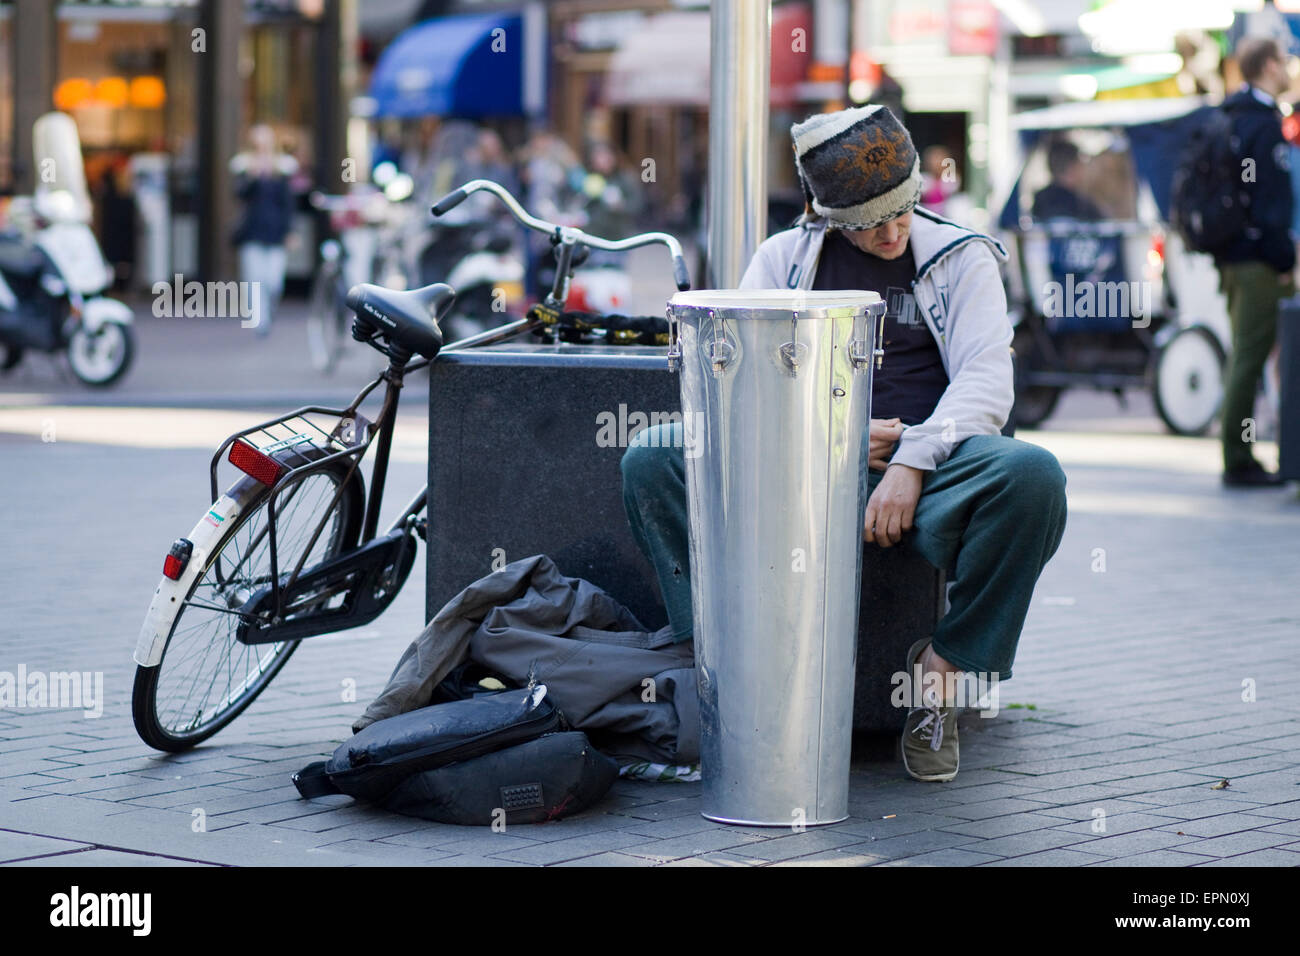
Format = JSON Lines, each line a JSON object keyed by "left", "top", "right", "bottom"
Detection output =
{"left": 792, "top": 104, "right": 922, "bottom": 230}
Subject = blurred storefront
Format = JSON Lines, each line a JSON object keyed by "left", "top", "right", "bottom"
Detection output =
{"left": 550, "top": 0, "right": 839, "bottom": 230}
{"left": 3, "top": 0, "right": 353, "bottom": 285}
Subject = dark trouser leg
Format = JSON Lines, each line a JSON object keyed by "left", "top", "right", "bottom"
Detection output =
{"left": 1220, "top": 261, "right": 1283, "bottom": 472}
{"left": 620, "top": 422, "right": 693, "bottom": 642}
{"left": 871, "top": 435, "right": 1068, "bottom": 680}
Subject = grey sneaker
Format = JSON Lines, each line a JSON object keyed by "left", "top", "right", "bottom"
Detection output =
{"left": 900, "top": 638, "right": 959, "bottom": 783}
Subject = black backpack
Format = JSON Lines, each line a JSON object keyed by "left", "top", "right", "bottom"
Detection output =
{"left": 292, "top": 685, "right": 619, "bottom": 825}
{"left": 1170, "top": 105, "right": 1250, "bottom": 254}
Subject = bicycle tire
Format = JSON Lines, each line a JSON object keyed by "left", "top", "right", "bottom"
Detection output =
{"left": 132, "top": 449, "right": 363, "bottom": 751}
{"left": 307, "top": 264, "right": 347, "bottom": 373}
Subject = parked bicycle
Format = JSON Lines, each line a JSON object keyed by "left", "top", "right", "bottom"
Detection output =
{"left": 305, "top": 190, "right": 386, "bottom": 373}
{"left": 132, "top": 179, "right": 690, "bottom": 751}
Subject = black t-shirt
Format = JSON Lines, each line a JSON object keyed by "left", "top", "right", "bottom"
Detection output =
{"left": 812, "top": 230, "right": 949, "bottom": 425}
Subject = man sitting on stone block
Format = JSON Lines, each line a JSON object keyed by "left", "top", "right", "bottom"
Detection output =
{"left": 620, "top": 105, "right": 1068, "bottom": 783}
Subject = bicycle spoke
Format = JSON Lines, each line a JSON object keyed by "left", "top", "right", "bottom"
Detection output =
{"left": 149, "top": 467, "right": 350, "bottom": 739}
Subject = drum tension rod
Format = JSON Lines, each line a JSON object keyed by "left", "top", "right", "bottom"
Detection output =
{"left": 780, "top": 311, "right": 804, "bottom": 374}
{"left": 708, "top": 309, "right": 733, "bottom": 373}
{"left": 875, "top": 306, "right": 886, "bottom": 370}
{"left": 666, "top": 307, "right": 681, "bottom": 372}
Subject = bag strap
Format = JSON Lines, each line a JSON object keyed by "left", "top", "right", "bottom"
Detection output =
{"left": 292, "top": 760, "right": 342, "bottom": 799}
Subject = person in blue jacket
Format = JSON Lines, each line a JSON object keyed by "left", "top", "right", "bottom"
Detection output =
{"left": 1215, "top": 37, "right": 1296, "bottom": 486}
{"left": 230, "top": 125, "right": 298, "bottom": 337}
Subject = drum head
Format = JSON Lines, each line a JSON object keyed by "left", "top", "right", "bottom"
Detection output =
{"left": 669, "top": 288, "right": 881, "bottom": 320}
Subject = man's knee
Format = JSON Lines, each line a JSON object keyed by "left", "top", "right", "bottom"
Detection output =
{"left": 996, "top": 440, "right": 1067, "bottom": 507}
{"left": 620, "top": 423, "right": 684, "bottom": 492}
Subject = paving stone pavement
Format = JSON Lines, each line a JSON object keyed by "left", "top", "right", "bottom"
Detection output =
{"left": 2, "top": 409, "right": 1299, "bottom": 867}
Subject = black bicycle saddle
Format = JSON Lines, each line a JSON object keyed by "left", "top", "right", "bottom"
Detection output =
{"left": 345, "top": 282, "right": 453, "bottom": 359}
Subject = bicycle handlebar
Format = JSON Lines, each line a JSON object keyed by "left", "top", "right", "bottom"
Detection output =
{"left": 432, "top": 178, "right": 692, "bottom": 292}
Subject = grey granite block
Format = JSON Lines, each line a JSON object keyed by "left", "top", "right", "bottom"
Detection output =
{"left": 619, "top": 829, "right": 769, "bottom": 862}
{"left": 0, "top": 830, "right": 92, "bottom": 863}
{"left": 552, "top": 851, "right": 661, "bottom": 867}
{"left": 491, "top": 831, "right": 648, "bottom": 865}
{"left": 877, "top": 847, "right": 1005, "bottom": 866}
{"left": 1191, "top": 846, "right": 1300, "bottom": 866}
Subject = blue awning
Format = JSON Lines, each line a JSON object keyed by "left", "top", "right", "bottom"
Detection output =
{"left": 367, "top": 13, "right": 524, "bottom": 119}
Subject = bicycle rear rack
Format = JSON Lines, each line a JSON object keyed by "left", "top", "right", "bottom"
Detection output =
{"left": 208, "top": 406, "right": 374, "bottom": 505}
{"left": 207, "top": 400, "right": 384, "bottom": 627}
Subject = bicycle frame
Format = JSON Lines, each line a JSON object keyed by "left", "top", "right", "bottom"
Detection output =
{"left": 208, "top": 178, "right": 689, "bottom": 644}
{"left": 208, "top": 350, "right": 425, "bottom": 642}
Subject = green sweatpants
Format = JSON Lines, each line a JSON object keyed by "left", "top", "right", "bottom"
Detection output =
{"left": 620, "top": 425, "right": 1068, "bottom": 680}
{"left": 1218, "top": 260, "right": 1288, "bottom": 472}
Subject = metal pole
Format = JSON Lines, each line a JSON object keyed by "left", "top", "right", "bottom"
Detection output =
{"left": 11, "top": 0, "right": 56, "bottom": 195}
{"left": 198, "top": 0, "right": 242, "bottom": 282}
{"left": 314, "top": 0, "right": 345, "bottom": 195}
{"left": 708, "top": 0, "right": 770, "bottom": 290}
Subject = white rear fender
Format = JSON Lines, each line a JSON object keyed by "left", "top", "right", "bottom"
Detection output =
{"left": 82, "top": 296, "right": 133, "bottom": 333}
{"left": 134, "top": 494, "right": 244, "bottom": 667}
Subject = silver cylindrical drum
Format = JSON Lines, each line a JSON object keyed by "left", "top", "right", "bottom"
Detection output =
{"left": 668, "top": 289, "right": 884, "bottom": 827}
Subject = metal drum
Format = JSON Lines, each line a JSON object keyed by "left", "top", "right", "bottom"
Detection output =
{"left": 667, "top": 289, "right": 884, "bottom": 827}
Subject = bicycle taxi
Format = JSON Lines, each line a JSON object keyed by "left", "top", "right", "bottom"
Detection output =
{"left": 999, "top": 97, "right": 1229, "bottom": 434}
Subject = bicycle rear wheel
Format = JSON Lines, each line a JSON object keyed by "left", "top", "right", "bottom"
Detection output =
{"left": 132, "top": 451, "right": 363, "bottom": 751}
{"left": 307, "top": 265, "right": 348, "bottom": 373}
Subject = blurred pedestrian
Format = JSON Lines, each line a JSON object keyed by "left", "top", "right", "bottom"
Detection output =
{"left": 517, "top": 129, "right": 582, "bottom": 294}
{"left": 1215, "top": 36, "right": 1295, "bottom": 486}
{"left": 230, "top": 124, "right": 297, "bottom": 337}
{"left": 1031, "top": 140, "right": 1103, "bottom": 221}
{"left": 919, "top": 144, "right": 977, "bottom": 228}
{"left": 518, "top": 129, "right": 580, "bottom": 223}
{"left": 920, "top": 145, "right": 958, "bottom": 214}
{"left": 465, "top": 129, "right": 519, "bottom": 196}
{"left": 95, "top": 156, "right": 136, "bottom": 290}
{"left": 579, "top": 141, "right": 643, "bottom": 241}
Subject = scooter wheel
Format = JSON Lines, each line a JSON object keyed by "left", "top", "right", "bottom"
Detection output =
{"left": 67, "top": 321, "right": 135, "bottom": 386}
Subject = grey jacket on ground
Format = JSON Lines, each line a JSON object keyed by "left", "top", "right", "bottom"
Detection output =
{"left": 739, "top": 207, "right": 1013, "bottom": 472}
{"left": 356, "top": 554, "right": 699, "bottom": 765}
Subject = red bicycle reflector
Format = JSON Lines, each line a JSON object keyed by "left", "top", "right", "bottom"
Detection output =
{"left": 163, "top": 538, "right": 193, "bottom": 580}
{"left": 229, "top": 440, "right": 283, "bottom": 486}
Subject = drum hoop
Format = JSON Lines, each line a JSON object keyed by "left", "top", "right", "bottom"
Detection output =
{"left": 669, "top": 290, "right": 881, "bottom": 323}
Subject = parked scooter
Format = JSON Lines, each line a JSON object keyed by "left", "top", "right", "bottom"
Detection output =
{"left": 441, "top": 225, "right": 527, "bottom": 338}
{"left": 0, "top": 189, "right": 135, "bottom": 386}
{"left": 368, "top": 170, "right": 527, "bottom": 342}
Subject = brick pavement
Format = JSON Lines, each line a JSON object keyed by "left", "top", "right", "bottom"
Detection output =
{"left": 1, "top": 408, "right": 1298, "bottom": 867}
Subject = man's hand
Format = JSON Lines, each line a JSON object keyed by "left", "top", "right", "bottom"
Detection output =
{"left": 869, "top": 417, "right": 904, "bottom": 471}
{"left": 864, "top": 463, "right": 924, "bottom": 548}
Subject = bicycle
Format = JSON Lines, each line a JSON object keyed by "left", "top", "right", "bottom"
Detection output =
{"left": 306, "top": 190, "right": 386, "bottom": 373}
{"left": 132, "top": 179, "right": 691, "bottom": 751}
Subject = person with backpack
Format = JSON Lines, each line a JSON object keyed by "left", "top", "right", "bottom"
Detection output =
{"left": 1210, "top": 37, "right": 1295, "bottom": 486}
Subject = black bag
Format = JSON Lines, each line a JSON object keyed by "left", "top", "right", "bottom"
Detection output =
{"left": 293, "top": 686, "right": 619, "bottom": 824}
{"left": 428, "top": 661, "right": 519, "bottom": 704}
{"left": 293, "top": 685, "right": 561, "bottom": 803}
{"left": 381, "top": 731, "right": 619, "bottom": 825}
{"left": 1171, "top": 105, "right": 1250, "bottom": 254}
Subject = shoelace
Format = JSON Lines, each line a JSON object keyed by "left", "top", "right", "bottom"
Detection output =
{"left": 911, "top": 690, "right": 945, "bottom": 752}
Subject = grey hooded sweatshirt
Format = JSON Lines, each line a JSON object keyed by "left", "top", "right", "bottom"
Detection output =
{"left": 738, "top": 207, "right": 1013, "bottom": 472}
